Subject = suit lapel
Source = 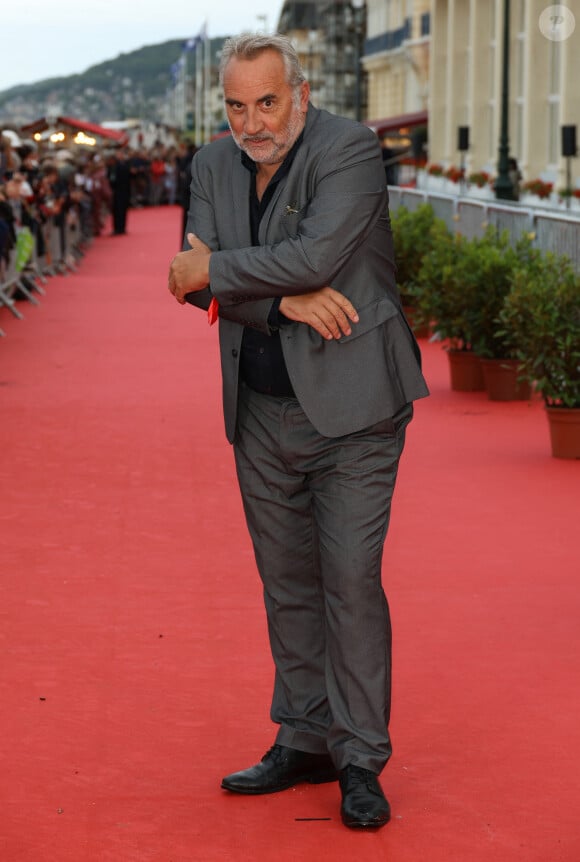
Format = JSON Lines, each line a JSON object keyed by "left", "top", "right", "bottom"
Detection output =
{"left": 229, "top": 153, "right": 252, "bottom": 248}
{"left": 258, "top": 180, "right": 288, "bottom": 245}
{"left": 258, "top": 105, "right": 319, "bottom": 244}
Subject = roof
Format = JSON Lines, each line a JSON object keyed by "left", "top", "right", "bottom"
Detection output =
{"left": 58, "top": 116, "right": 129, "bottom": 144}
{"left": 365, "top": 109, "right": 428, "bottom": 137}
{"left": 20, "top": 116, "right": 129, "bottom": 145}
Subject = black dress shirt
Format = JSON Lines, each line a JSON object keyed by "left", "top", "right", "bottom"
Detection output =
{"left": 238, "top": 137, "right": 303, "bottom": 397}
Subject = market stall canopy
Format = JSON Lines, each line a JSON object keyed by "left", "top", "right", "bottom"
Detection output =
{"left": 366, "top": 109, "right": 428, "bottom": 164}
{"left": 20, "top": 116, "right": 129, "bottom": 147}
{"left": 365, "top": 110, "right": 428, "bottom": 139}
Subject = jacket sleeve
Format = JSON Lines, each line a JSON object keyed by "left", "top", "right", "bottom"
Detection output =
{"left": 208, "top": 125, "right": 387, "bottom": 305}
{"left": 183, "top": 153, "right": 274, "bottom": 334}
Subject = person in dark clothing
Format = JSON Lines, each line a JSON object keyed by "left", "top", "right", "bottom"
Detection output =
{"left": 508, "top": 157, "right": 522, "bottom": 201}
{"left": 176, "top": 142, "right": 198, "bottom": 246}
{"left": 381, "top": 139, "right": 399, "bottom": 186}
{"left": 128, "top": 149, "right": 150, "bottom": 207}
{"left": 0, "top": 194, "right": 16, "bottom": 265}
{"left": 36, "top": 164, "right": 70, "bottom": 266}
{"left": 107, "top": 151, "right": 132, "bottom": 236}
{"left": 168, "top": 33, "right": 429, "bottom": 831}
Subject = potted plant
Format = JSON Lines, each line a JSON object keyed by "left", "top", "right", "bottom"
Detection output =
{"left": 468, "top": 171, "right": 492, "bottom": 188}
{"left": 461, "top": 229, "right": 532, "bottom": 401}
{"left": 410, "top": 222, "right": 485, "bottom": 391}
{"left": 445, "top": 165, "right": 464, "bottom": 186}
{"left": 427, "top": 163, "right": 444, "bottom": 177}
{"left": 498, "top": 252, "right": 580, "bottom": 458}
{"left": 521, "top": 178, "right": 554, "bottom": 206}
{"left": 391, "top": 203, "right": 448, "bottom": 337}
{"left": 466, "top": 170, "right": 495, "bottom": 201}
{"left": 557, "top": 187, "right": 580, "bottom": 211}
{"left": 424, "top": 163, "right": 445, "bottom": 192}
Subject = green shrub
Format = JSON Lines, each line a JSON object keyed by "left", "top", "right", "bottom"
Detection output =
{"left": 391, "top": 204, "right": 450, "bottom": 306}
{"left": 410, "top": 222, "right": 475, "bottom": 350}
{"left": 458, "top": 229, "right": 527, "bottom": 359}
{"left": 498, "top": 254, "right": 580, "bottom": 407}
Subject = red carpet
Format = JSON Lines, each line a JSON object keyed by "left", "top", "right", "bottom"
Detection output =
{"left": 1, "top": 206, "right": 579, "bottom": 861}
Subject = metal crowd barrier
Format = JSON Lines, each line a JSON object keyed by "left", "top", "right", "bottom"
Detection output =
{"left": 0, "top": 209, "right": 87, "bottom": 336}
{"left": 0, "top": 231, "right": 42, "bottom": 334}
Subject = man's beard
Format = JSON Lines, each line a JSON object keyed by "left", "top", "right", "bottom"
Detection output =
{"left": 230, "top": 102, "right": 305, "bottom": 165}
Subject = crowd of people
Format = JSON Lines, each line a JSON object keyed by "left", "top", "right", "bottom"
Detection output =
{"left": 1, "top": 134, "right": 198, "bottom": 284}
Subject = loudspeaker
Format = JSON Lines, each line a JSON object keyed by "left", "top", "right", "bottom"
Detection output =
{"left": 562, "top": 125, "right": 577, "bottom": 157}
{"left": 457, "top": 126, "right": 469, "bottom": 151}
{"left": 411, "top": 127, "right": 428, "bottom": 159}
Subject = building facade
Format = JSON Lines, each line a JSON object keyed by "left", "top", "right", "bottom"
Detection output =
{"left": 362, "top": 0, "right": 431, "bottom": 124}
{"left": 278, "top": 0, "right": 429, "bottom": 127}
{"left": 277, "top": 1, "right": 326, "bottom": 109}
{"left": 277, "top": 0, "right": 366, "bottom": 120}
{"left": 428, "top": 0, "right": 580, "bottom": 187}
{"left": 165, "top": 1, "right": 579, "bottom": 190}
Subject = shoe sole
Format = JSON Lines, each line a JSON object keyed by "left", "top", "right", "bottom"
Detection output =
{"left": 221, "top": 769, "right": 338, "bottom": 795}
{"left": 342, "top": 814, "right": 391, "bottom": 829}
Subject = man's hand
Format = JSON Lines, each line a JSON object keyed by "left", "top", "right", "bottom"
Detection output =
{"left": 280, "top": 287, "right": 359, "bottom": 340}
{"left": 168, "top": 233, "right": 211, "bottom": 304}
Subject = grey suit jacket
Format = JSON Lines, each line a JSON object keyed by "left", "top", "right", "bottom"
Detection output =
{"left": 185, "top": 104, "right": 429, "bottom": 442}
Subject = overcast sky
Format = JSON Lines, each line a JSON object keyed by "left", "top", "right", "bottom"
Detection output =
{"left": 1, "top": 0, "right": 282, "bottom": 92}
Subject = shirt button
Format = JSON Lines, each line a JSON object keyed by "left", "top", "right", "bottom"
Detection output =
{"left": 232, "top": 349, "right": 238, "bottom": 358}
{"left": 259, "top": 347, "right": 265, "bottom": 354}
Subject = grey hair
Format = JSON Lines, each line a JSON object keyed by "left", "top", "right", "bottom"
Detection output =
{"left": 219, "top": 32, "right": 307, "bottom": 89}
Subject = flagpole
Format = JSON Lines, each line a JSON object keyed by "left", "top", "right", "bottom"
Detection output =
{"left": 182, "top": 26, "right": 207, "bottom": 145}
{"left": 195, "top": 43, "right": 203, "bottom": 147}
{"left": 204, "top": 27, "right": 211, "bottom": 143}
{"left": 180, "top": 54, "right": 187, "bottom": 131}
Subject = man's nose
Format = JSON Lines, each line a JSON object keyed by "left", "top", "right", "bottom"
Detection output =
{"left": 244, "top": 107, "right": 263, "bottom": 136}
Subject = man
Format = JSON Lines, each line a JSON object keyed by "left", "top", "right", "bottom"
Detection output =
{"left": 168, "top": 33, "right": 429, "bottom": 829}
{"left": 176, "top": 141, "right": 199, "bottom": 246}
{"left": 107, "top": 150, "right": 131, "bottom": 236}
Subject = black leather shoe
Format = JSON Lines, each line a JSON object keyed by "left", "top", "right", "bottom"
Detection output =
{"left": 339, "top": 765, "right": 391, "bottom": 828}
{"left": 221, "top": 744, "right": 337, "bottom": 794}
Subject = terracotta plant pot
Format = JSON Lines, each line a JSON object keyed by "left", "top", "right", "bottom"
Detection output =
{"left": 546, "top": 407, "right": 580, "bottom": 459}
{"left": 480, "top": 358, "right": 531, "bottom": 401}
{"left": 447, "top": 349, "right": 485, "bottom": 392}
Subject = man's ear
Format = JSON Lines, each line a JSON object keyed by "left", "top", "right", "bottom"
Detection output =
{"left": 300, "top": 81, "right": 310, "bottom": 112}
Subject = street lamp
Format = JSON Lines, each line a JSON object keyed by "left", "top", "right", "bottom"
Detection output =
{"left": 495, "top": 0, "right": 515, "bottom": 200}
{"left": 351, "top": 0, "right": 366, "bottom": 122}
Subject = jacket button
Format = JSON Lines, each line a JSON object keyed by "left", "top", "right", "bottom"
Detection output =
{"left": 232, "top": 349, "right": 238, "bottom": 358}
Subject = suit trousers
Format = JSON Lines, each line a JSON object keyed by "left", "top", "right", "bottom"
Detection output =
{"left": 233, "top": 383, "right": 412, "bottom": 774}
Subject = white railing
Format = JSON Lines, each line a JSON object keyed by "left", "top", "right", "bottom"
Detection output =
{"left": 388, "top": 186, "right": 580, "bottom": 272}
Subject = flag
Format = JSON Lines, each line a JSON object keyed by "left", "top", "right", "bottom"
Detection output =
{"left": 183, "top": 23, "right": 207, "bottom": 52}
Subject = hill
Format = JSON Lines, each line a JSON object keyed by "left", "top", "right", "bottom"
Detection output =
{"left": 0, "top": 40, "right": 188, "bottom": 127}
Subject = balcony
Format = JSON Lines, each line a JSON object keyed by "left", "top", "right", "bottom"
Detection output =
{"left": 364, "top": 18, "right": 412, "bottom": 57}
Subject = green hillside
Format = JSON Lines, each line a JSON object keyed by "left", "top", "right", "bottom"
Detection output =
{"left": 0, "top": 40, "right": 189, "bottom": 125}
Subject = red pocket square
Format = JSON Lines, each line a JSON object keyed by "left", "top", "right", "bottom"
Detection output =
{"left": 207, "top": 297, "right": 219, "bottom": 326}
